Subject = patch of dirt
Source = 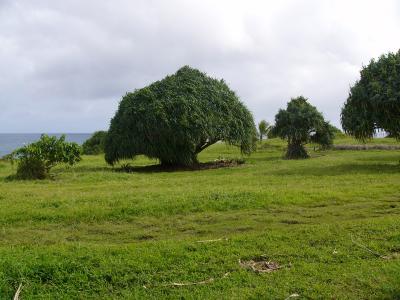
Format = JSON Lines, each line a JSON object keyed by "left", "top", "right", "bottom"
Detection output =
{"left": 239, "top": 257, "right": 286, "bottom": 273}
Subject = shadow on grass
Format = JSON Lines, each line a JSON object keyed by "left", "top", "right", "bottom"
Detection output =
{"left": 355, "top": 153, "right": 400, "bottom": 162}
{"left": 115, "top": 160, "right": 245, "bottom": 173}
{"left": 3, "top": 174, "right": 18, "bottom": 182}
{"left": 273, "top": 162, "right": 400, "bottom": 176}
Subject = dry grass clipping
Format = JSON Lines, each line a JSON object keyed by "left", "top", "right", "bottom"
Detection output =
{"left": 13, "top": 284, "right": 22, "bottom": 300}
{"left": 239, "top": 258, "right": 287, "bottom": 273}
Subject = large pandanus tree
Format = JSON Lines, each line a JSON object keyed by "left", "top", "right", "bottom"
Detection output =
{"left": 273, "top": 96, "right": 334, "bottom": 159}
{"left": 341, "top": 50, "right": 400, "bottom": 141}
{"left": 105, "top": 66, "right": 257, "bottom": 166}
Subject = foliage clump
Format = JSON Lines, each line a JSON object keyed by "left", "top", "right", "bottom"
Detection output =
{"left": 11, "top": 135, "right": 81, "bottom": 179}
{"left": 105, "top": 66, "right": 257, "bottom": 166}
{"left": 341, "top": 50, "right": 400, "bottom": 140}
{"left": 82, "top": 131, "right": 107, "bottom": 155}
{"left": 273, "top": 96, "right": 334, "bottom": 159}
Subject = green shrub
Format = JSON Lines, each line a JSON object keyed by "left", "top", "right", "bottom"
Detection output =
{"left": 16, "top": 157, "right": 47, "bottom": 180}
{"left": 82, "top": 131, "right": 107, "bottom": 155}
{"left": 311, "top": 121, "right": 335, "bottom": 150}
{"left": 12, "top": 135, "right": 81, "bottom": 179}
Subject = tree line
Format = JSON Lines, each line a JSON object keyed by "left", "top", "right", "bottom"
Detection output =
{"left": 8, "top": 50, "right": 400, "bottom": 179}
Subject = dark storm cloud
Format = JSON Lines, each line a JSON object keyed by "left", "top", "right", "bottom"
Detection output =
{"left": 0, "top": 0, "right": 399, "bottom": 132}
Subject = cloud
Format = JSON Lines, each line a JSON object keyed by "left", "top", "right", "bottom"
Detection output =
{"left": 0, "top": 0, "right": 399, "bottom": 132}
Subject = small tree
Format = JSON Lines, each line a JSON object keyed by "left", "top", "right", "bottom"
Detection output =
{"left": 258, "top": 120, "right": 271, "bottom": 141}
{"left": 11, "top": 135, "right": 81, "bottom": 179}
{"left": 273, "top": 96, "right": 334, "bottom": 159}
{"left": 82, "top": 131, "right": 107, "bottom": 155}
{"left": 105, "top": 66, "right": 257, "bottom": 167}
{"left": 341, "top": 50, "right": 400, "bottom": 140}
{"left": 310, "top": 121, "right": 335, "bottom": 150}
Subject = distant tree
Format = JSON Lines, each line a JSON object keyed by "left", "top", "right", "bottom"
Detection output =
{"left": 273, "top": 96, "right": 334, "bottom": 159}
{"left": 267, "top": 125, "right": 277, "bottom": 139}
{"left": 341, "top": 50, "right": 400, "bottom": 141}
{"left": 105, "top": 66, "right": 257, "bottom": 166}
{"left": 258, "top": 120, "right": 271, "bottom": 141}
{"left": 11, "top": 135, "right": 81, "bottom": 179}
{"left": 82, "top": 131, "right": 107, "bottom": 155}
{"left": 328, "top": 124, "right": 343, "bottom": 135}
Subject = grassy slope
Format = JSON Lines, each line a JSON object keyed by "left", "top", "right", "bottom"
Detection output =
{"left": 0, "top": 138, "right": 399, "bottom": 299}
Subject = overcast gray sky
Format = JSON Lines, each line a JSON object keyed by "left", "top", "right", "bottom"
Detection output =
{"left": 0, "top": 0, "right": 399, "bottom": 133}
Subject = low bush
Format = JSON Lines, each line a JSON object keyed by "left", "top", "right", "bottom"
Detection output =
{"left": 11, "top": 135, "right": 81, "bottom": 179}
{"left": 16, "top": 157, "right": 47, "bottom": 180}
{"left": 82, "top": 131, "right": 107, "bottom": 155}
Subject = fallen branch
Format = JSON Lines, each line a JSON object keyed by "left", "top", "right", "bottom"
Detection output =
{"left": 162, "top": 278, "right": 214, "bottom": 287}
{"left": 285, "top": 293, "right": 300, "bottom": 300}
{"left": 13, "top": 284, "right": 22, "bottom": 300}
{"left": 143, "top": 272, "right": 230, "bottom": 289}
{"left": 196, "top": 237, "right": 228, "bottom": 243}
{"left": 350, "top": 234, "right": 387, "bottom": 259}
{"left": 143, "top": 278, "right": 213, "bottom": 289}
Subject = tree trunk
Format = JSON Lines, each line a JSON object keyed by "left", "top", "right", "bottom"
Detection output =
{"left": 286, "top": 141, "right": 309, "bottom": 159}
{"left": 160, "top": 154, "right": 199, "bottom": 168}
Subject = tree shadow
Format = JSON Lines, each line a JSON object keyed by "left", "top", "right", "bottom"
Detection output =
{"left": 114, "top": 160, "right": 245, "bottom": 173}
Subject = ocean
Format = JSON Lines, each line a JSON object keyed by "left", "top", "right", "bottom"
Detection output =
{"left": 0, "top": 133, "right": 92, "bottom": 158}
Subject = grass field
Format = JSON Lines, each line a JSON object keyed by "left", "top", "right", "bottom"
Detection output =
{"left": 0, "top": 138, "right": 399, "bottom": 299}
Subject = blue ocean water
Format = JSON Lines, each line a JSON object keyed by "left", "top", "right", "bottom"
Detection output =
{"left": 0, "top": 133, "right": 92, "bottom": 157}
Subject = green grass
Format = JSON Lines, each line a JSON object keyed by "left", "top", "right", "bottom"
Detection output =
{"left": 0, "top": 138, "right": 399, "bottom": 299}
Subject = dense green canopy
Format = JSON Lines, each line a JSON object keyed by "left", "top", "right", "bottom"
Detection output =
{"left": 105, "top": 66, "right": 257, "bottom": 166}
{"left": 273, "top": 96, "right": 334, "bottom": 159}
{"left": 341, "top": 50, "right": 400, "bottom": 140}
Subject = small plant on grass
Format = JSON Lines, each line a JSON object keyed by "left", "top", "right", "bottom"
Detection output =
{"left": 273, "top": 96, "right": 334, "bottom": 159}
{"left": 82, "top": 131, "right": 107, "bottom": 155}
{"left": 11, "top": 134, "right": 81, "bottom": 179}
